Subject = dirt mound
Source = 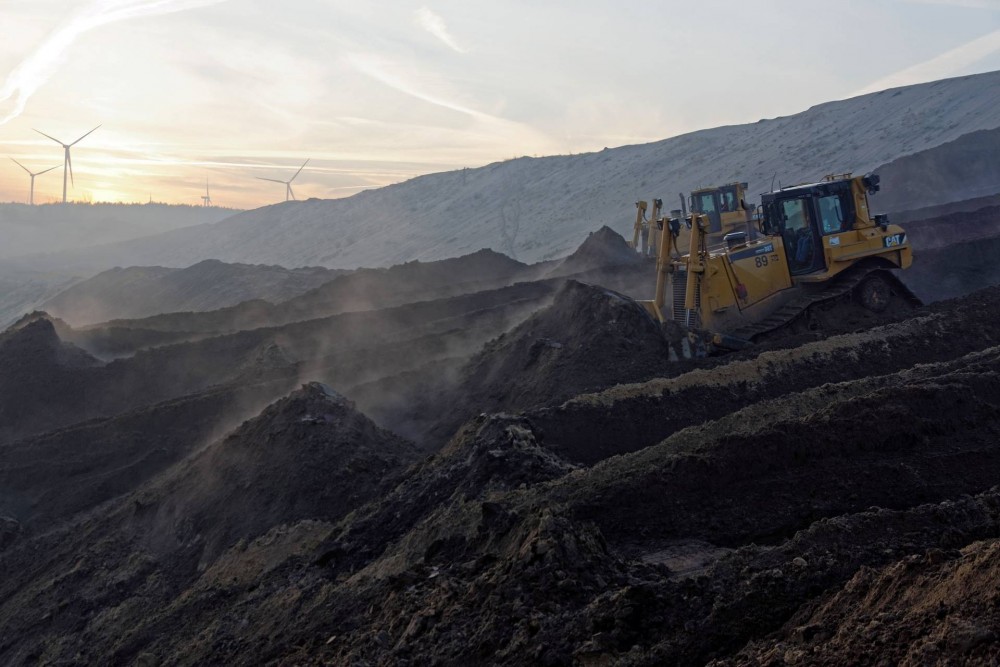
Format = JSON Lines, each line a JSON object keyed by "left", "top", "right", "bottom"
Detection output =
{"left": 0, "top": 317, "right": 103, "bottom": 442}
{"left": 902, "top": 202, "right": 1000, "bottom": 252}
{"left": 0, "top": 378, "right": 296, "bottom": 539}
{"left": 313, "top": 413, "right": 577, "bottom": 577}
{"left": 544, "top": 344, "right": 1000, "bottom": 549}
{"left": 134, "top": 382, "right": 418, "bottom": 565}
{"left": 0, "top": 385, "right": 419, "bottom": 664}
{"left": 528, "top": 284, "right": 1000, "bottom": 465}
{"left": 902, "top": 227, "right": 1000, "bottom": 302}
{"left": 455, "top": 280, "right": 669, "bottom": 410}
{"left": 292, "top": 342, "right": 1000, "bottom": 666}
{"left": 421, "top": 279, "right": 671, "bottom": 442}
{"left": 548, "top": 226, "right": 642, "bottom": 276}
{"left": 86, "top": 248, "right": 533, "bottom": 337}
{"left": 273, "top": 248, "right": 530, "bottom": 323}
{"left": 887, "top": 192, "right": 1000, "bottom": 225}
{"left": 0, "top": 314, "right": 283, "bottom": 444}
{"left": 42, "top": 260, "right": 342, "bottom": 327}
{"left": 1, "top": 312, "right": 96, "bottom": 367}
{"left": 724, "top": 540, "right": 1000, "bottom": 665}
{"left": 711, "top": 496, "right": 1000, "bottom": 667}
{"left": 0, "top": 279, "right": 554, "bottom": 445}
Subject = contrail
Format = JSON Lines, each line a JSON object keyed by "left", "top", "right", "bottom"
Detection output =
{"left": 347, "top": 52, "right": 492, "bottom": 121}
{"left": 415, "top": 7, "right": 466, "bottom": 53}
{"left": 0, "top": 0, "right": 228, "bottom": 126}
{"left": 345, "top": 52, "right": 561, "bottom": 156}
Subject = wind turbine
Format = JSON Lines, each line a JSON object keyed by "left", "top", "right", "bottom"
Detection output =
{"left": 33, "top": 125, "right": 101, "bottom": 203}
{"left": 10, "top": 158, "right": 59, "bottom": 205}
{"left": 201, "top": 180, "right": 213, "bottom": 207}
{"left": 256, "top": 159, "right": 309, "bottom": 201}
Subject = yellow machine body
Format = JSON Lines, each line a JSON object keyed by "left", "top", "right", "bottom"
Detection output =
{"left": 689, "top": 181, "right": 754, "bottom": 245}
{"left": 631, "top": 183, "right": 749, "bottom": 259}
{"left": 642, "top": 173, "right": 914, "bottom": 347}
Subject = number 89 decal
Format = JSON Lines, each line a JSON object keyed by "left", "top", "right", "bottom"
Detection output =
{"left": 754, "top": 255, "right": 769, "bottom": 268}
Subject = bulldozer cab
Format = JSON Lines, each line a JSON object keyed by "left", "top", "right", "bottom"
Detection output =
{"left": 690, "top": 183, "right": 749, "bottom": 236}
{"left": 769, "top": 197, "right": 825, "bottom": 275}
{"left": 762, "top": 177, "right": 861, "bottom": 276}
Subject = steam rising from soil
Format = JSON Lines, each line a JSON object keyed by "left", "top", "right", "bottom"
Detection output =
{"left": 1, "top": 205, "right": 1000, "bottom": 664}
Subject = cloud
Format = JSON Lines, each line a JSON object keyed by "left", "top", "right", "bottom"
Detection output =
{"left": 415, "top": 6, "right": 466, "bottom": 53}
{"left": 852, "top": 28, "right": 1000, "bottom": 96}
{"left": 345, "top": 52, "right": 559, "bottom": 156}
{"left": 346, "top": 52, "right": 491, "bottom": 120}
{"left": 0, "top": 0, "right": 229, "bottom": 126}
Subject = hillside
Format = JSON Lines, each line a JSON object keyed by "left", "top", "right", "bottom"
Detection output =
{"left": 0, "top": 202, "right": 238, "bottom": 260}
{"left": 12, "top": 71, "right": 1000, "bottom": 273}
{"left": 41, "top": 260, "right": 344, "bottom": 326}
{"left": 0, "top": 267, "right": 80, "bottom": 330}
{"left": 0, "top": 203, "right": 241, "bottom": 328}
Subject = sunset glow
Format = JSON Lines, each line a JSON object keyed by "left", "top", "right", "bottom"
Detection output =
{"left": 1, "top": 0, "right": 998, "bottom": 209}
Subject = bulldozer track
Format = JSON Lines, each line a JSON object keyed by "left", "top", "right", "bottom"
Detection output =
{"left": 730, "top": 261, "right": 922, "bottom": 343}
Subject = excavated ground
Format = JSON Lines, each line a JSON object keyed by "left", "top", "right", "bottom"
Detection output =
{"left": 0, "top": 281, "right": 554, "bottom": 444}
{"left": 66, "top": 229, "right": 651, "bottom": 350}
{"left": 2, "top": 224, "right": 1000, "bottom": 665}
{"left": 714, "top": 533, "right": 1000, "bottom": 666}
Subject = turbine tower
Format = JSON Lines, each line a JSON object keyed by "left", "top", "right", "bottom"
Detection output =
{"left": 33, "top": 125, "right": 101, "bottom": 203}
{"left": 10, "top": 158, "right": 59, "bottom": 205}
{"left": 256, "top": 159, "right": 309, "bottom": 201}
{"left": 202, "top": 180, "right": 213, "bottom": 207}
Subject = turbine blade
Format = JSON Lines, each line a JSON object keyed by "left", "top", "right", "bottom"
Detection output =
{"left": 10, "top": 158, "right": 30, "bottom": 174}
{"left": 68, "top": 152, "right": 74, "bottom": 186}
{"left": 290, "top": 158, "right": 309, "bottom": 182}
{"left": 37, "top": 165, "right": 60, "bottom": 175}
{"left": 288, "top": 184, "right": 296, "bottom": 201}
{"left": 33, "top": 129, "right": 65, "bottom": 145}
{"left": 71, "top": 124, "right": 102, "bottom": 146}
{"left": 256, "top": 177, "right": 286, "bottom": 184}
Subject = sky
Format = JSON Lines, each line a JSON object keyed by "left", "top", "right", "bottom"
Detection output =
{"left": 0, "top": 0, "right": 997, "bottom": 208}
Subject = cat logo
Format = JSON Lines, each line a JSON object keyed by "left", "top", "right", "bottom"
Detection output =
{"left": 883, "top": 233, "right": 906, "bottom": 248}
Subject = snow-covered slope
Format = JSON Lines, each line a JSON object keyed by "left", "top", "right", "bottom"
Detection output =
{"left": 24, "top": 71, "right": 1000, "bottom": 270}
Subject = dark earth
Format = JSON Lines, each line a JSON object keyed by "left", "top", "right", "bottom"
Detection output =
{"left": 1, "top": 201, "right": 1000, "bottom": 665}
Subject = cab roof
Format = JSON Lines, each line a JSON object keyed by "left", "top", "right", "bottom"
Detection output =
{"left": 762, "top": 175, "right": 859, "bottom": 202}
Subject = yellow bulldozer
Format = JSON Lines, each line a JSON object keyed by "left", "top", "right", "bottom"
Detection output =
{"left": 688, "top": 181, "right": 755, "bottom": 245}
{"left": 629, "top": 182, "right": 754, "bottom": 257}
{"left": 627, "top": 197, "right": 665, "bottom": 257}
{"left": 640, "top": 172, "right": 920, "bottom": 358}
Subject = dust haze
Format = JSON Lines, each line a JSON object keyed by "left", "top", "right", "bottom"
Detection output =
{"left": 1, "top": 69, "right": 1000, "bottom": 665}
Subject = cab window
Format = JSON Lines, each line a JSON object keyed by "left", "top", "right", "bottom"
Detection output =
{"left": 818, "top": 195, "right": 845, "bottom": 234}
{"left": 695, "top": 193, "right": 716, "bottom": 214}
{"left": 780, "top": 198, "right": 819, "bottom": 274}
{"left": 719, "top": 189, "right": 736, "bottom": 213}
{"left": 781, "top": 199, "right": 808, "bottom": 233}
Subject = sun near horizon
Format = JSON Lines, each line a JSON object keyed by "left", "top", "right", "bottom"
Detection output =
{"left": 1, "top": 1, "right": 998, "bottom": 210}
